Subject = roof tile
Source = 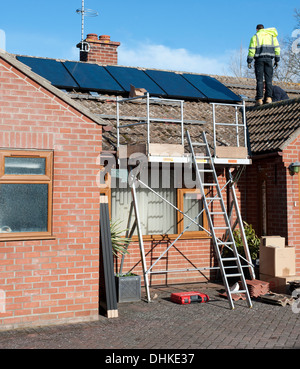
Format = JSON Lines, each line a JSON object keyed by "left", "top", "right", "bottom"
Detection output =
{"left": 246, "top": 97, "right": 300, "bottom": 154}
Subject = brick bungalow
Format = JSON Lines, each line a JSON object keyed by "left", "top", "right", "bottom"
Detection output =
{"left": 1, "top": 32, "right": 300, "bottom": 328}
{"left": 0, "top": 49, "right": 106, "bottom": 329}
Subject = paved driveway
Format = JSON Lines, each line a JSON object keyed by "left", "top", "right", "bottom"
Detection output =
{"left": 0, "top": 282, "right": 299, "bottom": 352}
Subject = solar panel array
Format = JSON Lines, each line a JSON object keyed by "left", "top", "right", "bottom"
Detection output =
{"left": 16, "top": 56, "right": 241, "bottom": 102}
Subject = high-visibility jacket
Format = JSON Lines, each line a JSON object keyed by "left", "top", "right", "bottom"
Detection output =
{"left": 247, "top": 28, "right": 280, "bottom": 64}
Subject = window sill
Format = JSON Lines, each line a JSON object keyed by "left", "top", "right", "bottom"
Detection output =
{"left": 0, "top": 235, "right": 56, "bottom": 242}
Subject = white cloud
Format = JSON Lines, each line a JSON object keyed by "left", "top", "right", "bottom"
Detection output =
{"left": 118, "top": 42, "right": 230, "bottom": 75}
{"left": 66, "top": 46, "right": 79, "bottom": 61}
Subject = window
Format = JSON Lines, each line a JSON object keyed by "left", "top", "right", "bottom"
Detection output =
{"left": 110, "top": 170, "right": 208, "bottom": 240}
{"left": 177, "top": 188, "right": 208, "bottom": 236}
{"left": 111, "top": 186, "right": 177, "bottom": 236}
{"left": 0, "top": 150, "right": 53, "bottom": 240}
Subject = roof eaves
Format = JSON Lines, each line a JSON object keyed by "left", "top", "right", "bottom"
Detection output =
{"left": 0, "top": 49, "right": 107, "bottom": 126}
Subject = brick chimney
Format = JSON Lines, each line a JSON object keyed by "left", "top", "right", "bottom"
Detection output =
{"left": 77, "top": 34, "right": 120, "bottom": 65}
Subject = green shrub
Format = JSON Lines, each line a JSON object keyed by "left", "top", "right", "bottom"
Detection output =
{"left": 110, "top": 220, "right": 131, "bottom": 257}
{"left": 233, "top": 222, "right": 260, "bottom": 260}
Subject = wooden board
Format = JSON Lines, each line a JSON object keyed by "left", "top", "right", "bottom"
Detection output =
{"left": 118, "top": 144, "right": 147, "bottom": 159}
{"left": 215, "top": 146, "right": 248, "bottom": 159}
{"left": 99, "top": 195, "right": 118, "bottom": 318}
{"left": 119, "top": 143, "right": 185, "bottom": 158}
{"left": 149, "top": 143, "right": 184, "bottom": 157}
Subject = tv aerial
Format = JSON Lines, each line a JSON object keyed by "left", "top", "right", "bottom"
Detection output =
{"left": 76, "top": 0, "right": 99, "bottom": 52}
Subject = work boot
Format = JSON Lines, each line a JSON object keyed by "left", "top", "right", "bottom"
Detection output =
{"left": 265, "top": 97, "right": 272, "bottom": 104}
{"left": 255, "top": 99, "right": 263, "bottom": 106}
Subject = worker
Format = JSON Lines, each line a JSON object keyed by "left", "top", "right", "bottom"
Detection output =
{"left": 272, "top": 85, "right": 289, "bottom": 102}
{"left": 247, "top": 24, "right": 280, "bottom": 106}
{"left": 263, "top": 82, "right": 289, "bottom": 103}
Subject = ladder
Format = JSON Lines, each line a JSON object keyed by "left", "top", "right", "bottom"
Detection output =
{"left": 187, "top": 130, "right": 252, "bottom": 309}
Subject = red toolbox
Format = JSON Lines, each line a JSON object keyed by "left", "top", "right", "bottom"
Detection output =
{"left": 171, "top": 291, "right": 209, "bottom": 305}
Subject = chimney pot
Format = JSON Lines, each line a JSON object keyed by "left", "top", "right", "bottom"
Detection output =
{"left": 99, "top": 35, "right": 111, "bottom": 42}
{"left": 77, "top": 34, "right": 120, "bottom": 65}
{"left": 86, "top": 33, "right": 98, "bottom": 40}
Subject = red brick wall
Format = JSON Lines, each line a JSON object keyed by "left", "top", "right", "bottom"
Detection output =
{"left": 0, "top": 58, "right": 102, "bottom": 329}
{"left": 241, "top": 154, "right": 288, "bottom": 237}
{"left": 116, "top": 238, "right": 216, "bottom": 287}
{"left": 241, "top": 141, "right": 300, "bottom": 276}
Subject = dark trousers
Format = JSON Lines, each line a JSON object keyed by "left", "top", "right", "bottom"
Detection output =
{"left": 254, "top": 58, "right": 273, "bottom": 100}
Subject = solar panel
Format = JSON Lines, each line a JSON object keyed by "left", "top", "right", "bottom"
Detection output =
{"left": 16, "top": 56, "right": 79, "bottom": 89}
{"left": 182, "top": 74, "right": 241, "bottom": 102}
{"left": 16, "top": 56, "right": 241, "bottom": 102}
{"left": 144, "top": 69, "right": 206, "bottom": 99}
{"left": 63, "top": 61, "right": 124, "bottom": 93}
{"left": 105, "top": 66, "right": 166, "bottom": 96}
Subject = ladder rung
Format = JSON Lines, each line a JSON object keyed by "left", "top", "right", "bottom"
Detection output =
{"left": 210, "top": 212, "right": 226, "bottom": 215}
{"left": 202, "top": 183, "right": 217, "bottom": 186}
{"left": 192, "top": 142, "right": 206, "bottom": 146}
{"left": 198, "top": 169, "right": 213, "bottom": 172}
{"left": 222, "top": 257, "right": 238, "bottom": 261}
{"left": 226, "top": 273, "right": 242, "bottom": 278}
{"left": 214, "top": 226, "right": 229, "bottom": 229}
{"left": 205, "top": 197, "right": 221, "bottom": 200}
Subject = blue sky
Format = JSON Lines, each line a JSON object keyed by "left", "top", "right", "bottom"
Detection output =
{"left": 0, "top": 0, "right": 299, "bottom": 75}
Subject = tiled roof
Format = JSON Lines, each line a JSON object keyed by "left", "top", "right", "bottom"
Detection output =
{"left": 246, "top": 97, "right": 300, "bottom": 155}
{"left": 70, "top": 92, "right": 247, "bottom": 154}
{"left": 66, "top": 72, "right": 300, "bottom": 156}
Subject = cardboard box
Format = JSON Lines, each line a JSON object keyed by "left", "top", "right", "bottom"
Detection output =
{"left": 129, "top": 85, "right": 147, "bottom": 97}
{"left": 259, "top": 245, "right": 295, "bottom": 277}
{"left": 260, "top": 236, "right": 285, "bottom": 249}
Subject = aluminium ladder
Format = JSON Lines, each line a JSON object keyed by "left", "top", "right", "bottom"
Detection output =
{"left": 187, "top": 130, "right": 252, "bottom": 309}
